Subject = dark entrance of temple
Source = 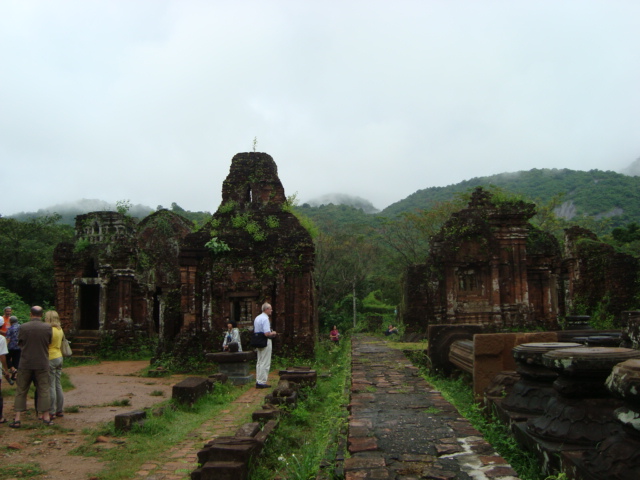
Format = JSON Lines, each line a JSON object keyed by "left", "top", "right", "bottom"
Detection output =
{"left": 80, "top": 284, "right": 100, "bottom": 330}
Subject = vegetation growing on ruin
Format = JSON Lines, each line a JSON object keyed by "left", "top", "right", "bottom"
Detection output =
{"left": 204, "top": 236, "right": 231, "bottom": 255}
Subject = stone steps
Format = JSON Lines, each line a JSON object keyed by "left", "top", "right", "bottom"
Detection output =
{"left": 68, "top": 331, "right": 100, "bottom": 357}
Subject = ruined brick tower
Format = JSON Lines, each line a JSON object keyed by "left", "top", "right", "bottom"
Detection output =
{"left": 179, "top": 152, "right": 317, "bottom": 355}
{"left": 402, "top": 188, "right": 561, "bottom": 332}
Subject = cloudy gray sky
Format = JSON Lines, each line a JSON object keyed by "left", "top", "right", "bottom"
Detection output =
{"left": 1, "top": 0, "right": 639, "bottom": 216}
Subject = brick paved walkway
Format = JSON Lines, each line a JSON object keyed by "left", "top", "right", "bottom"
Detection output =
{"left": 136, "top": 373, "right": 276, "bottom": 480}
{"left": 134, "top": 337, "right": 522, "bottom": 480}
{"left": 346, "top": 335, "right": 522, "bottom": 480}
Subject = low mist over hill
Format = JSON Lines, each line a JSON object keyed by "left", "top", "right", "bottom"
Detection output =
{"left": 304, "top": 194, "right": 380, "bottom": 214}
{"left": 9, "top": 199, "right": 154, "bottom": 225}
{"left": 7, "top": 163, "right": 640, "bottom": 232}
{"left": 621, "top": 158, "right": 640, "bottom": 177}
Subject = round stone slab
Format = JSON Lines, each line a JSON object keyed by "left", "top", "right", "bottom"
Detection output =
{"left": 606, "top": 359, "right": 640, "bottom": 401}
{"left": 542, "top": 347, "right": 640, "bottom": 377}
{"left": 513, "top": 342, "right": 582, "bottom": 366}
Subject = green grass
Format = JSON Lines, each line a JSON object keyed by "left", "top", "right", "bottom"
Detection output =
{"left": 63, "top": 357, "right": 101, "bottom": 367}
{"left": 71, "top": 381, "right": 244, "bottom": 480}
{"left": 149, "top": 390, "right": 164, "bottom": 397}
{"left": 106, "top": 399, "right": 131, "bottom": 407}
{"left": 250, "top": 339, "right": 351, "bottom": 479}
{"left": 0, "top": 462, "right": 46, "bottom": 479}
{"left": 61, "top": 371, "right": 74, "bottom": 391}
{"left": 387, "top": 339, "right": 428, "bottom": 351}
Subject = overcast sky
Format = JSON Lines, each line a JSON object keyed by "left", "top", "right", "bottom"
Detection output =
{"left": 1, "top": 0, "right": 639, "bottom": 216}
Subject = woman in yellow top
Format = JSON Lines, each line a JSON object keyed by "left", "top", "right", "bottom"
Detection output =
{"left": 45, "top": 311, "right": 64, "bottom": 418}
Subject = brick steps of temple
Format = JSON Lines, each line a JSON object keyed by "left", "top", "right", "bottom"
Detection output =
{"left": 68, "top": 330, "right": 100, "bottom": 358}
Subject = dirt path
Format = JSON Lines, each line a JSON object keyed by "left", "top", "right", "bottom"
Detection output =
{"left": 1, "top": 361, "right": 185, "bottom": 480}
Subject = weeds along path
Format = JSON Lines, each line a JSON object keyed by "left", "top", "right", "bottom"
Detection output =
{"left": 0, "top": 361, "right": 182, "bottom": 480}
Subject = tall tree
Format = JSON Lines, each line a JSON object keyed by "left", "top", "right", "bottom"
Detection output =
{"left": 0, "top": 215, "right": 73, "bottom": 304}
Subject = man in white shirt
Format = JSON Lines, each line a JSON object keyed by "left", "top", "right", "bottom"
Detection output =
{"left": 254, "top": 303, "right": 277, "bottom": 388}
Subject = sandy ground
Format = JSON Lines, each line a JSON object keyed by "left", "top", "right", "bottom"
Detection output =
{"left": 1, "top": 361, "right": 186, "bottom": 480}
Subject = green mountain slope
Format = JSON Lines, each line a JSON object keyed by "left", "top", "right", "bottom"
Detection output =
{"left": 381, "top": 168, "right": 640, "bottom": 228}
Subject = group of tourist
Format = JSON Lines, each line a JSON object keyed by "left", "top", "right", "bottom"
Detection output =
{"left": 0, "top": 306, "right": 66, "bottom": 427}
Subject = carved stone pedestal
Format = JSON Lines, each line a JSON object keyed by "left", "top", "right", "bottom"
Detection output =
{"left": 206, "top": 352, "right": 257, "bottom": 385}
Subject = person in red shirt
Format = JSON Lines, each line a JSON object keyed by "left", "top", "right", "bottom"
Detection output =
{"left": 0, "top": 307, "right": 11, "bottom": 336}
{"left": 330, "top": 326, "right": 340, "bottom": 343}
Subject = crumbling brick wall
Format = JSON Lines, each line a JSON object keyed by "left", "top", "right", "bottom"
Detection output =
{"left": 563, "top": 226, "right": 640, "bottom": 321}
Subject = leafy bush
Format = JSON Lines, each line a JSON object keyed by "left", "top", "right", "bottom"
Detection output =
{"left": 361, "top": 290, "right": 396, "bottom": 315}
{"left": 0, "top": 287, "right": 31, "bottom": 322}
{"left": 204, "top": 236, "right": 231, "bottom": 255}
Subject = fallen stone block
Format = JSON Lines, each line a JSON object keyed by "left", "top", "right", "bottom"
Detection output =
{"left": 252, "top": 406, "right": 282, "bottom": 423}
{"left": 114, "top": 410, "right": 147, "bottom": 432}
{"left": 172, "top": 376, "right": 209, "bottom": 404}
{"left": 279, "top": 368, "right": 317, "bottom": 387}
{"left": 235, "top": 422, "right": 261, "bottom": 438}
{"left": 264, "top": 390, "right": 298, "bottom": 406}
{"left": 254, "top": 419, "right": 278, "bottom": 445}
{"left": 197, "top": 436, "right": 261, "bottom": 464}
{"left": 199, "top": 461, "right": 247, "bottom": 480}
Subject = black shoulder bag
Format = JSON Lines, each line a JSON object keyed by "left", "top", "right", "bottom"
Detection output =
{"left": 250, "top": 332, "right": 268, "bottom": 348}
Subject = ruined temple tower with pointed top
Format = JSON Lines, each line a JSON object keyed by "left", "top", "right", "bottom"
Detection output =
{"left": 180, "top": 152, "right": 317, "bottom": 354}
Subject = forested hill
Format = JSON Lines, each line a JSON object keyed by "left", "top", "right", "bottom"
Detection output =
{"left": 381, "top": 168, "right": 640, "bottom": 228}
{"left": 7, "top": 168, "right": 640, "bottom": 232}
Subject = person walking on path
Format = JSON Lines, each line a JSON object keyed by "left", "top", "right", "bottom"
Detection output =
{"left": 10, "top": 306, "right": 54, "bottom": 428}
{"left": 254, "top": 302, "right": 276, "bottom": 389}
{"left": 45, "top": 310, "right": 65, "bottom": 418}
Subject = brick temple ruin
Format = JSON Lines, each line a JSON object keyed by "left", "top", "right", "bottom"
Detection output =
{"left": 402, "top": 188, "right": 562, "bottom": 332}
{"left": 402, "top": 187, "right": 640, "bottom": 333}
{"left": 53, "top": 152, "right": 317, "bottom": 354}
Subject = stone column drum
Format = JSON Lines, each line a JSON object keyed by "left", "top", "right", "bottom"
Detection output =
{"left": 527, "top": 347, "right": 640, "bottom": 446}
{"left": 573, "top": 359, "right": 640, "bottom": 480}
{"left": 502, "top": 342, "right": 581, "bottom": 417}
